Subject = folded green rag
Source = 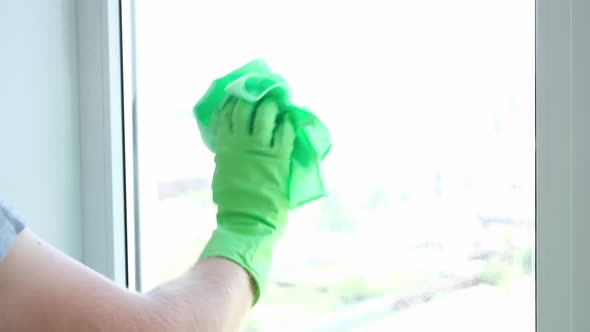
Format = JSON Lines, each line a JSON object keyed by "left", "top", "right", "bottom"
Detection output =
{"left": 193, "top": 59, "right": 331, "bottom": 208}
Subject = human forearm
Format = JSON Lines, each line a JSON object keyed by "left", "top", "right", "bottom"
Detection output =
{"left": 0, "top": 84, "right": 299, "bottom": 332}
{"left": 0, "top": 231, "right": 252, "bottom": 332}
{"left": 144, "top": 257, "right": 253, "bottom": 332}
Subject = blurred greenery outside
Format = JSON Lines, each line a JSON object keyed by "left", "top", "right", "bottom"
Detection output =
{"left": 144, "top": 179, "right": 534, "bottom": 331}
{"left": 133, "top": 2, "right": 535, "bottom": 329}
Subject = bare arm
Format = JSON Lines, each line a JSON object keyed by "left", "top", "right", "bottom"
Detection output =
{"left": 0, "top": 95, "right": 295, "bottom": 331}
{"left": 0, "top": 229, "right": 253, "bottom": 332}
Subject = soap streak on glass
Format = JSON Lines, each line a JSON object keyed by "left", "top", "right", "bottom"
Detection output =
{"left": 132, "top": 0, "right": 535, "bottom": 331}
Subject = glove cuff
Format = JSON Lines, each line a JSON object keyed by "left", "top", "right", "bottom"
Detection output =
{"left": 199, "top": 225, "right": 278, "bottom": 305}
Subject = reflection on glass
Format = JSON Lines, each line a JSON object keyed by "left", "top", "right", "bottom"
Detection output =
{"left": 133, "top": 0, "right": 535, "bottom": 331}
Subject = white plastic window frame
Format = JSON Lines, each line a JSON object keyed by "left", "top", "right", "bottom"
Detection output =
{"left": 77, "top": 0, "right": 590, "bottom": 330}
{"left": 536, "top": 0, "right": 590, "bottom": 330}
{"left": 77, "top": 0, "right": 134, "bottom": 289}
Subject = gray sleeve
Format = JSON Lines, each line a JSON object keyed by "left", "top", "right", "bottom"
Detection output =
{"left": 0, "top": 201, "right": 26, "bottom": 262}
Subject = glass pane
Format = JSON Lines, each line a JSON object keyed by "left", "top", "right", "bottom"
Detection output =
{"left": 132, "top": 0, "right": 535, "bottom": 331}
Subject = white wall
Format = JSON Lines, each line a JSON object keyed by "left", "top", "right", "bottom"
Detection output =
{"left": 0, "top": 0, "right": 82, "bottom": 259}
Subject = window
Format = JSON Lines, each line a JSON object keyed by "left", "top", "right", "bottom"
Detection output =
{"left": 128, "top": 0, "right": 535, "bottom": 330}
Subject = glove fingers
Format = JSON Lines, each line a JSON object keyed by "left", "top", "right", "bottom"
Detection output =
{"left": 218, "top": 97, "right": 237, "bottom": 135}
{"left": 273, "top": 114, "right": 296, "bottom": 154}
{"left": 233, "top": 98, "right": 256, "bottom": 135}
{"left": 252, "top": 98, "right": 280, "bottom": 145}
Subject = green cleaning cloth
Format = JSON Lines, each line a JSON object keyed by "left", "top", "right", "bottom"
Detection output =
{"left": 193, "top": 59, "right": 331, "bottom": 208}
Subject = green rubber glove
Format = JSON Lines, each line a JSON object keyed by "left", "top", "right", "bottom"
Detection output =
{"left": 199, "top": 95, "right": 295, "bottom": 304}
{"left": 194, "top": 59, "right": 331, "bottom": 208}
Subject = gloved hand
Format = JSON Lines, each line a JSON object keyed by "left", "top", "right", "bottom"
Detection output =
{"left": 199, "top": 96, "right": 295, "bottom": 304}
